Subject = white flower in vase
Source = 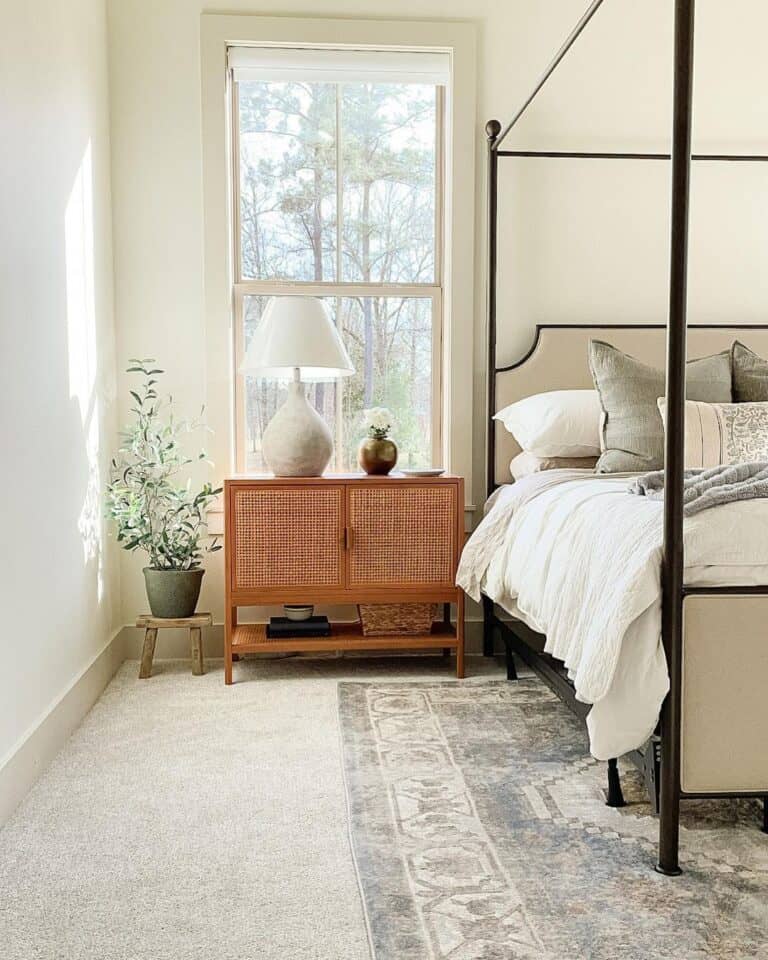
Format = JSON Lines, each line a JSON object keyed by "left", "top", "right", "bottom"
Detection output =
{"left": 362, "top": 406, "right": 393, "bottom": 440}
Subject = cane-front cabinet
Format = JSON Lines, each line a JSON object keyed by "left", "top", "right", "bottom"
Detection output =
{"left": 223, "top": 474, "right": 465, "bottom": 682}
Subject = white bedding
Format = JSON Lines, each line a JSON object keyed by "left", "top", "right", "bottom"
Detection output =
{"left": 457, "top": 470, "right": 768, "bottom": 760}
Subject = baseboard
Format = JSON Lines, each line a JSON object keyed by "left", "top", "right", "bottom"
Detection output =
{"left": 0, "top": 627, "right": 126, "bottom": 828}
{"left": 466, "top": 619, "right": 484, "bottom": 655}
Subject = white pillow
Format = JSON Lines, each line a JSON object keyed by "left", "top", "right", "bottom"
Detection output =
{"left": 510, "top": 451, "right": 599, "bottom": 480}
{"left": 658, "top": 398, "right": 768, "bottom": 469}
{"left": 495, "top": 390, "right": 602, "bottom": 458}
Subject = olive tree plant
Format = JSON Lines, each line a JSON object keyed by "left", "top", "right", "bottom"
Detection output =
{"left": 105, "top": 360, "right": 222, "bottom": 570}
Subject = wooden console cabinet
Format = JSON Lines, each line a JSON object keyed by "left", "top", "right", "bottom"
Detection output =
{"left": 223, "top": 474, "right": 465, "bottom": 683}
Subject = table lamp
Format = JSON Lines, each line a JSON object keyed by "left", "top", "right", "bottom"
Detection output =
{"left": 241, "top": 297, "right": 354, "bottom": 476}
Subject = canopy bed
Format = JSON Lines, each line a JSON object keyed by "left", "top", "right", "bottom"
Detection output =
{"left": 474, "top": 0, "right": 768, "bottom": 875}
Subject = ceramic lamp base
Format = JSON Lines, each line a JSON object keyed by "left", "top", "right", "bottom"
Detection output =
{"left": 262, "top": 380, "right": 333, "bottom": 476}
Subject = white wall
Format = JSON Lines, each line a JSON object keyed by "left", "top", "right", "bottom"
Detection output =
{"left": 106, "top": 0, "right": 768, "bottom": 627}
{"left": 0, "top": 0, "right": 119, "bottom": 773}
{"left": 494, "top": 1, "right": 768, "bottom": 363}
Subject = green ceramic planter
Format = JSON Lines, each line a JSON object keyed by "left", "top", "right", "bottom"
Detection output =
{"left": 143, "top": 568, "right": 204, "bottom": 619}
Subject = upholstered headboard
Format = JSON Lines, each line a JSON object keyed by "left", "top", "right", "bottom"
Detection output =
{"left": 492, "top": 324, "right": 768, "bottom": 486}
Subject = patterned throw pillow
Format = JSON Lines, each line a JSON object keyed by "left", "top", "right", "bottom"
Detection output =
{"left": 657, "top": 399, "right": 768, "bottom": 468}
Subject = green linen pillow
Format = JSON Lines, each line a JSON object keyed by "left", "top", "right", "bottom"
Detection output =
{"left": 588, "top": 340, "right": 732, "bottom": 473}
{"left": 731, "top": 340, "right": 768, "bottom": 402}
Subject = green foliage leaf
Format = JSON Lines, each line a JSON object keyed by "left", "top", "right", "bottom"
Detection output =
{"left": 105, "top": 360, "right": 222, "bottom": 570}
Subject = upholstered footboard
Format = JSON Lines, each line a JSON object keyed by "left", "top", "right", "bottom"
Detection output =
{"left": 681, "top": 595, "right": 768, "bottom": 795}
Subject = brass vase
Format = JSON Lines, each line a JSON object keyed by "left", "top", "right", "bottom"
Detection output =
{"left": 358, "top": 436, "right": 398, "bottom": 475}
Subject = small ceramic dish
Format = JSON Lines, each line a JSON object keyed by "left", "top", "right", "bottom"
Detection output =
{"left": 284, "top": 604, "right": 314, "bottom": 621}
{"left": 400, "top": 468, "right": 445, "bottom": 477}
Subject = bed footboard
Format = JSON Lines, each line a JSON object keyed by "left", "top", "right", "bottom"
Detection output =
{"left": 681, "top": 594, "right": 768, "bottom": 795}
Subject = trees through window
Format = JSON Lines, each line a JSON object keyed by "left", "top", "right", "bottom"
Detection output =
{"left": 232, "top": 58, "right": 444, "bottom": 472}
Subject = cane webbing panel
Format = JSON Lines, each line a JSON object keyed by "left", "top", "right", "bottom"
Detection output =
{"left": 348, "top": 486, "right": 455, "bottom": 586}
{"left": 232, "top": 486, "right": 343, "bottom": 589}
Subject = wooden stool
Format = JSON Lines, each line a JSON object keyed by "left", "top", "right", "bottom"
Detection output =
{"left": 136, "top": 613, "right": 213, "bottom": 678}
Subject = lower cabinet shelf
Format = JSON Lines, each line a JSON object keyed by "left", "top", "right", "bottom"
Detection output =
{"left": 231, "top": 620, "right": 458, "bottom": 655}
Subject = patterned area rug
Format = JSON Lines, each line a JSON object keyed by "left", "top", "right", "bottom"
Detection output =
{"left": 338, "top": 678, "right": 768, "bottom": 960}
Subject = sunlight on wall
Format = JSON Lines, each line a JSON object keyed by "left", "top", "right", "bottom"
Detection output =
{"left": 65, "top": 140, "right": 105, "bottom": 599}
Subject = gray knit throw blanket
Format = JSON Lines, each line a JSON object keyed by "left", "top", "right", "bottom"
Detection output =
{"left": 628, "top": 461, "right": 768, "bottom": 516}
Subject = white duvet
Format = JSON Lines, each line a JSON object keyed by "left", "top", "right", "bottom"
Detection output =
{"left": 457, "top": 470, "right": 768, "bottom": 760}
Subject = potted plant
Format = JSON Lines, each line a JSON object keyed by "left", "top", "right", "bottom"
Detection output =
{"left": 106, "top": 359, "right": 222, "bottom": 619}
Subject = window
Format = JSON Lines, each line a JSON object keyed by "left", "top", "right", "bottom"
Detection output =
{"left": 229, "top": 46, "right": 447, "bottom": 472}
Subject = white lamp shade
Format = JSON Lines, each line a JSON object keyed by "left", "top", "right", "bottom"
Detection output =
{"left": 241, "top": 297, "right": 354, "bottom": 381}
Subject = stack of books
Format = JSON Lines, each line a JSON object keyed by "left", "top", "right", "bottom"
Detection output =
{"left": 266, "top": 616, "right": 331, "bottom": 638}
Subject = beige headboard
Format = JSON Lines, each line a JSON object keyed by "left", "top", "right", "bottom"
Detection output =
{"left": 493, "top": 324, "right": 768, "bottom": 485}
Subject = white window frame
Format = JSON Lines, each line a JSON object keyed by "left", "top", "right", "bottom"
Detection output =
{"left": 231, "top": 75, "right": 445, "bottom": 472}
{"left": 201, "top": 16, "right": 476, "bottom": 494}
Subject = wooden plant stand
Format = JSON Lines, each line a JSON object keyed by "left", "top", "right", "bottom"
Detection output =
{"left": 136, "top": 613, "right": 213, "bottom": 678}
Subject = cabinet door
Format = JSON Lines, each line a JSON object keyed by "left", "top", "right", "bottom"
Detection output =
{"left": 347, "top": 484, "right": 457, "bottom": 587}
{"left": 231, "top": 485, "right": 345, "bottom": 591}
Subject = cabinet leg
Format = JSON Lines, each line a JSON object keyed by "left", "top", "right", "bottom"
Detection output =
{"left": 225, "top": 606, "right": 234, "bottom": 685}
{"left": 441, "top": 603, "right": 451, "bottom": 657}
{"left": 139, "top": 628, "right": 157, "bottom": 679}
{"left": 230, "top": 609, "right": 240, "bottom": 662}
{"left": 456, "top": 592, "right": 465, "bottom": 679}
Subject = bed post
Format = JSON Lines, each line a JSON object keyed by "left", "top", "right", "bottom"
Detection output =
{"left": 657, "top": 0, "right": 696, "bottom": 878}
{"left": 483, "top": 119, "right": 502, "bottom": 659}
{"left": 486, "top": 118, "right": 501, "bottom": 504}
{"left": 606, "top": 758, "right": 626, "bottom": 808}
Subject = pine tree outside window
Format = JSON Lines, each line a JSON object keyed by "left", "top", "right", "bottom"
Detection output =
{"left": 229, "top": 47, "right": 446, "bottom": 472}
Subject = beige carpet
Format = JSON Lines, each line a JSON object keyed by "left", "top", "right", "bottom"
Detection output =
{"left": 0, "top": 655, "right": 502, "bottom": 960}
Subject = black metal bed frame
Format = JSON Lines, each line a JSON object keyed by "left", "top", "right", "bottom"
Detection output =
{"left": 483, "top": 0, "right": 768, "bottom": 875}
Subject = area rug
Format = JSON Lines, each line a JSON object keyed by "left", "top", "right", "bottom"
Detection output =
{"left": 338, "top": 678, "right": 768, "bottom": 960}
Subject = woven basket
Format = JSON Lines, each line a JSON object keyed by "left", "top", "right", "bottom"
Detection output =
{"left": 358, "top": 602, "right": 439, "bottom": 636}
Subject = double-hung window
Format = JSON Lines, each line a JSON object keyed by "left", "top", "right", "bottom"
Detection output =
{"left": 229, "top": 46, "right": 447, "bottom": 472}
